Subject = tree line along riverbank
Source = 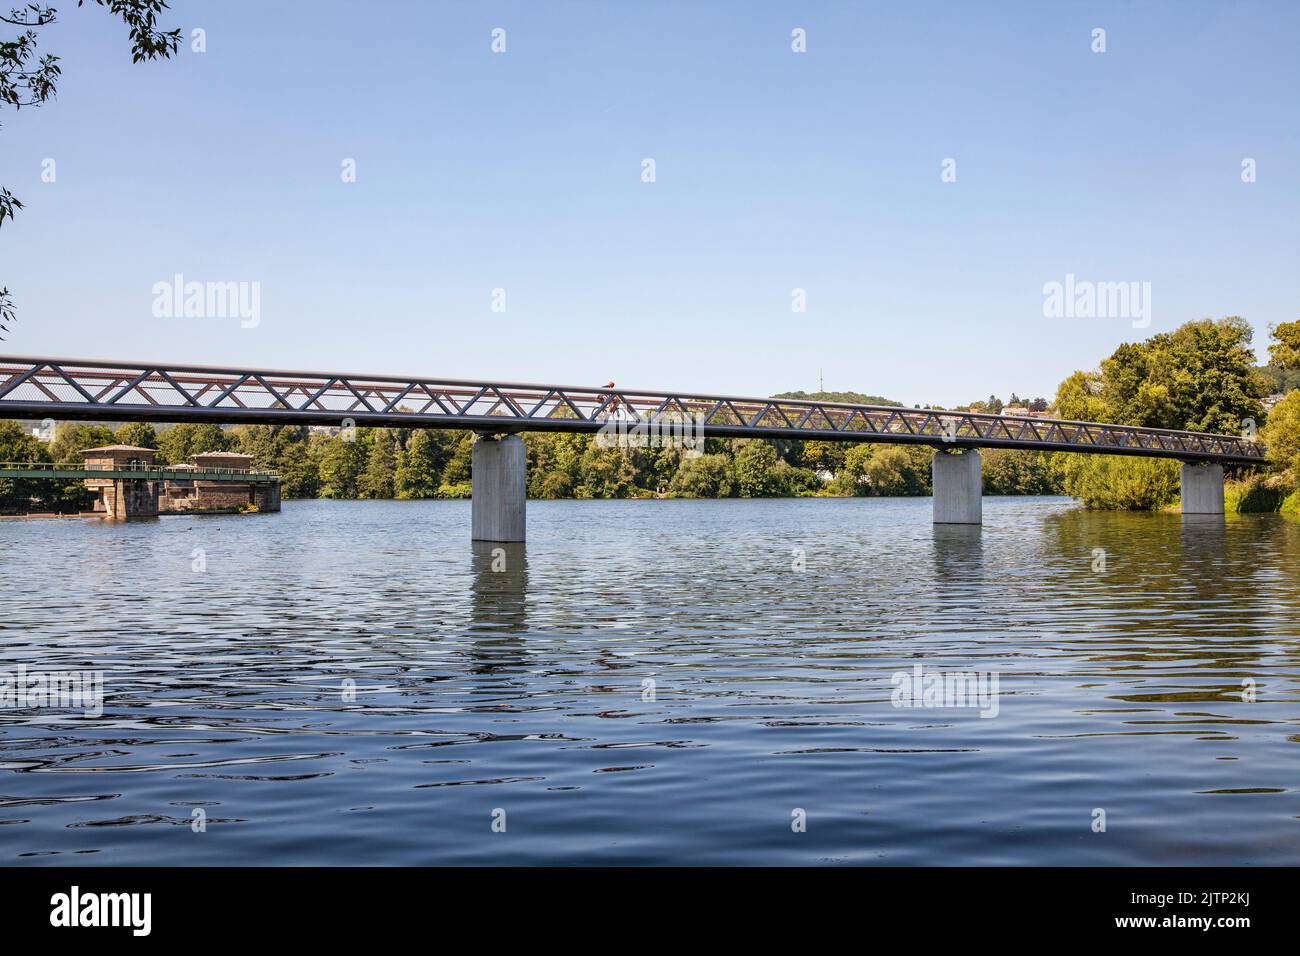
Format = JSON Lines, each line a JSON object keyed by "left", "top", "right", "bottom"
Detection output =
{"left": 4, "top": 317, "right": 1300, "bottom": 515}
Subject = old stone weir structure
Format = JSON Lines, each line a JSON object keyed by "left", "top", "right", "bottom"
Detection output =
{"left": 0, "top": 445, "right": 281, "bottom": 519}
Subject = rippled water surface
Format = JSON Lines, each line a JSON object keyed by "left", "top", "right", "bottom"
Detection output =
{"left": 2, "top": 497, "right": 1299, "bottom": 865}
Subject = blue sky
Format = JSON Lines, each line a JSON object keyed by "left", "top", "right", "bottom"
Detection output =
{"left": 1, "top": 0, "right": 1296, "bottom": 406}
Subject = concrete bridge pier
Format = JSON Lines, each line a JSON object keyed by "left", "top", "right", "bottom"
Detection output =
{"left": 1180, "top": 462, "right": 1225, "bottom": 515}
{"left": 96, "top": 478, "right": 159, "bottom": 519}
{"left": 471, "top": 434, "right": 527, "bottom": 542}
{"left": 932, "top": 449, "right": 982, "bottom": 525}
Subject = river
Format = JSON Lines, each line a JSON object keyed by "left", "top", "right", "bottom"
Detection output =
{"left": 2, "top": 496, "right": 1298, "bottom": 864}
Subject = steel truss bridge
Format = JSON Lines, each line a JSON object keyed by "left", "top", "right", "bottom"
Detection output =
{"left": 0, "top": 355, "right": 1267, "bottom": 465}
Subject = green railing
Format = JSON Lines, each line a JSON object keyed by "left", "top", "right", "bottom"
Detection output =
{"left": 0, "top": 462, "right": 279, "bottom": 482}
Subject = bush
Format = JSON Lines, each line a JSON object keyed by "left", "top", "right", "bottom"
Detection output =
{"left": 980, "top": 449, "right": 1060, "bottom": 495}
{"left": 734, "top": 441, "right": 783, "bottom": 497}
{"left": 668, "top": 453, "right": 735, "bottom": 498}
{"left": 832, "top": 444, "right": 932, "bottom": 496}
{"left": 1263, "top": 390, "right": 1300, "bottom": 484}
{"left": 771, "top": 460, "right": 823, "bottom": 496}
{"left": 1064, "top": 454, "right": 1180, "bottom": 510}
{"left": 1224, "top": 476, "right": 1287, "bottom": 513}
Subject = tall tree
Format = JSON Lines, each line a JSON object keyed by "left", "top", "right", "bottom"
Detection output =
{"left": 734, "top": 440, "right": 782, "bottom": 497}
{"left": 1262, "top": 391, "right": 1300, "bottom": 483}
{"left": 156, "top": 423, "right": 229, "bottom": 464}
{"left": 834, "top": 444, "right": 931, "bottom": 496}
{"left": 395, "top": 430, "right": 443, "bottom": 499}
{"left": 359, "top": 429, "right": 397, "bottom": 499}
{"left": 1053, "top": 371, "right": 1110, "bottom": 422}
{"left": 230, "top": 423, "right": 278, "bottom": 467}
{"left": 577, "top": 443, "right": 637, "bottom": 498}
{"left": 525, "top": 432, "right": 586, "bottom": 498}
{"left": 1096, "top": 317, "right": 1263, "bottom": 433}
{"left": 440, "top": 433, "right": 473, "bottom": 488}
{"left": 0, "top": 417, "right": 51, "bottom": 510}
{"left": 981, "top": 449, "right": 1058, "bottom": 495}
{"left": 318, "top": 437, "right": 368, "bottom": 499}
{"left": 1267, "top": 319, "right": 1300, "bottom": 371}
{"left": 114, "top": 421, "right": 157, "bottom": 448}
{"left": 667, "top": 453, "right": 735, "bottom": 497}
{"left": 46, "top": 421, "right": 113, "bottom": 461}
{"left": 41, "top": 421, "right": 111, "bottom": 505}
{"left": 275, "top": 439, "right": 320, "bottom": 499}
{"left": 801, "top": 440, "right": 847, "bottom": 475}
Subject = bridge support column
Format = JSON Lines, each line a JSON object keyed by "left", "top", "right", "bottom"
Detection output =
{"left": 932, "top": 449, "right": 982, "bottom": 525}
{"left": 95, "top": 478, "right": 159, "bottom": 519}
{"left": 472, "top": 434, "right": 527, "bottom": 542}
{"left": 1180, "top": 462, "right": 1224, "bottom": 515}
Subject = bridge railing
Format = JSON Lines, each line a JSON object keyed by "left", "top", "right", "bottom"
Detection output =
{"left": 0, "top": 355, "right": 1269, "bottom": 464}
{"left": 0, "top": 461, "right": 279, "bottom": 479}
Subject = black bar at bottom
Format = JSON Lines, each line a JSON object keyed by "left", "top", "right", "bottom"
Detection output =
{"left": 0, "top": 867, "right": 1280, "bottom": 941}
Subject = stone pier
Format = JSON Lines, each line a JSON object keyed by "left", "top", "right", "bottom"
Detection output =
{"left": 1180, "top": 462, "right": 1225, "bottom": 515}
{"left": 160, "top": 451, "right": 281, "bottom": 514}
{"left": 81, "top": 444, "right": 159, "bottom": 519}
{"left": 471, "top": 434, "right": 527, "bottom": 542}
{"left": 932, "top": 449, "right": 982, "bottom": 525}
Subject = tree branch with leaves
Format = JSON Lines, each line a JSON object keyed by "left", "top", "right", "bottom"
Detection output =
{"left": 1, "top": 0, "right": 180, "bottom": 340}
{"left": 1267, "top": 320, "right": 1300, "bottom": 371}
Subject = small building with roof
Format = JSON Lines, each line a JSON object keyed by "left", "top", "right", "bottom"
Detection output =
{"left": 78, "top": 445, "right": 280, "bottom": 518}
{"left": 80, "top": 444, "right": 161, "bottom": 518}
{"left": 190, "top": 451, "right": 256, "bottom": 471}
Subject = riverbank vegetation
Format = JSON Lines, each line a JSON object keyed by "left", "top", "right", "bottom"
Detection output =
{"left": 3, "top": 316, "right": 1298, "bottom": 513}
{"left": 1051, "top": 316, "right": 1269, "bottom": 511}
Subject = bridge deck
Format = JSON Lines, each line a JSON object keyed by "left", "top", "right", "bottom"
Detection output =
{"left": 0, "top": 355, "right": 1267, "bottom": 465}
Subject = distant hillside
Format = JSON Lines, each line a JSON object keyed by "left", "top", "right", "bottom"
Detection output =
{"left": 772, "top": 390, "right": 903, "bottom": 407}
